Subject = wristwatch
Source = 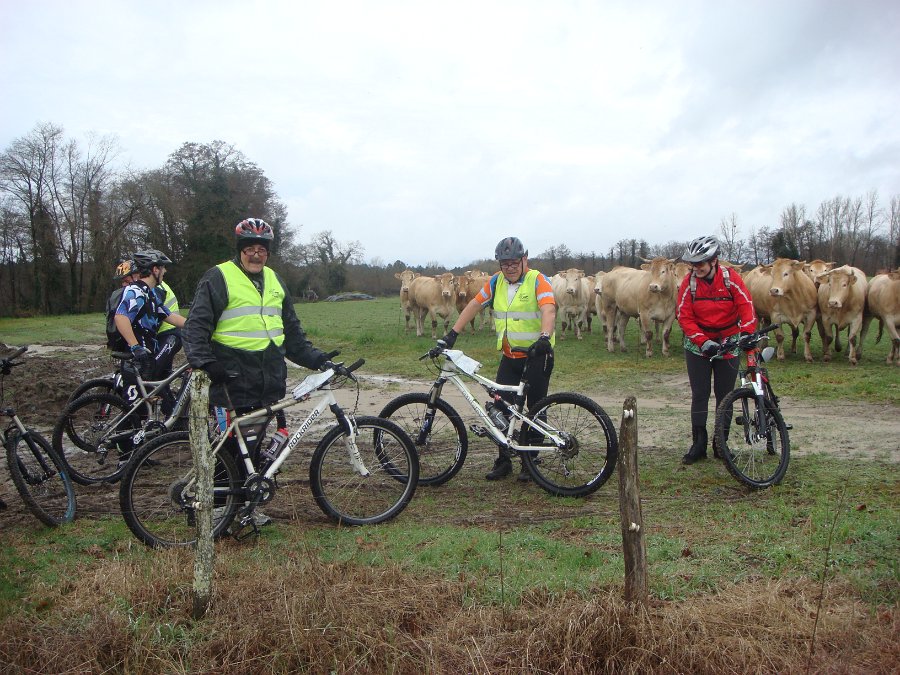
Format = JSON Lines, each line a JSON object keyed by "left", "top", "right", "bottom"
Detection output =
{"left": 539, "top": 332, "right": 552, "bottom": 339}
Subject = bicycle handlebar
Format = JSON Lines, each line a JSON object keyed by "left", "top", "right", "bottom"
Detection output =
{"left": 715, "top": 323, "right": 779, "bottom": 356}
{"left": 0, "top": 345, "right": 28, "bottom": 371}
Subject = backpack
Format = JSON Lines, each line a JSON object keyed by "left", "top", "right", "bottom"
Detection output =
{"left": 689, "top": 266, "right": 732, "bottom": 301}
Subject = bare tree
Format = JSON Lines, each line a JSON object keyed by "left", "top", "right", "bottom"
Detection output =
{"left": 718, "top": 212, "right": 747, "bottom": 262}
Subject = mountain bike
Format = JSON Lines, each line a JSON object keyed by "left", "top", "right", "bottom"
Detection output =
{"left": 712, "top": 324, "right": 791, "bottom": 489}
{"left": 119, "top": 356, "right": 419, "bottom": 548}
{"left": 52, "top": 356, "right": 193, "bottom": 485}
{"left": 379, "top": 345, "right": 618, "bottom": 497}
{"left": 2, "top": 346, "right": 77, "bottom": 526}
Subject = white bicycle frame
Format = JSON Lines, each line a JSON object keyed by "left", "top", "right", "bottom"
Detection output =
{"left": 432, "top": 349, "right": 566, "bottom": 452}
{"left": 211, "top": 367, "right": 370, "bottom": 481}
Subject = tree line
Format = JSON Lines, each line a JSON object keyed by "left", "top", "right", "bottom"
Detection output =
{"left": 2, "top": 122, "right": 897, "bottom": 316}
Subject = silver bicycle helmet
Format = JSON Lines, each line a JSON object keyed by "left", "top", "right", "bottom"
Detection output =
{"left": 682, "top": 235, "right": 720, "bottom": 263}
{"left": 133, "top": 249, "right": 173, "bottom": 274}
{"left": 494, "top": 236, "right": 527, "bottom": 260}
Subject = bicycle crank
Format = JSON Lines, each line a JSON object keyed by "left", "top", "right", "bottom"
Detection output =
{"left": 244, "top": 474, "right": 276, "bottom": 503}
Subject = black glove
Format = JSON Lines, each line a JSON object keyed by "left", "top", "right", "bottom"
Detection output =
{"left": 130, "top": 344, "right": 153, "bottom": 371}
{"left": 737, "top": 332, "right": 754, "bottom": 350}
{"left": 528, "top": 335, "right": 553, "bottom": 358}
{"left": 203, "top": 361, "right": 229, "bottom": 385}
{"left": 700, "top": 340, "right": 720, "bottom": 357}
{"left": 437, "top": 328, "right": 458, "bottom": 349}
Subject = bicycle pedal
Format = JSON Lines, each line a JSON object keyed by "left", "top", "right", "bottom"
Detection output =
{"left": 784, "top": 423, "right": 793, "bottom": 430}
{"left": 469, "top": 424, "right": 489, "bottom": 438}
{"left": 230, "top": 517, "right": 259, "bottom": 541}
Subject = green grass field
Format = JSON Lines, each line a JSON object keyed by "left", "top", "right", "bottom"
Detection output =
{"left": 0, "top": 298, "right": 897, "bottom": 672}
{"left": 1, "top": 296, "right": 897, "bottom": 403}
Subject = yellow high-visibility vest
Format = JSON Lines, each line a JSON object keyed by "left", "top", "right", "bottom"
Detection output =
{"left": 156, "top": 280, "right": 179, "bottom": 334}
{"left": 493, "top": 269, "right": 554, "bottom": 351}
{"left": 211, "top": 262, "right": 285, "bottom": 351}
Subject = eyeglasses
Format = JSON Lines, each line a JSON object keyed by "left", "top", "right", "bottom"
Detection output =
{"left": 242, "top": 246, "right": 269, "bottom": 257}
{"left": 499, "top": 259, "right": 521, "bottom": 270}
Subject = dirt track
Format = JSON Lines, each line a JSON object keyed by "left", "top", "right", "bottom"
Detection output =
{"left": 1, "top": 344, "right": 898, "bottom": 529}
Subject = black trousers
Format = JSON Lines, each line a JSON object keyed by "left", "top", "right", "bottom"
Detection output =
{"left": 684, "top": 349, "right": 739, "bottom": 427}
{"left": 495, "top": 352, "right": 554, "bottom": 411}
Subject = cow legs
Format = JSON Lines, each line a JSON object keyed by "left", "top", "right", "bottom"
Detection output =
{"left": 821, "top": 324, "right": 834, "bottom": 362}
{"left": 414, "top": 308, "right": 426, "bottom": 337}
{"left": 775, "top": 325, "right": 786, "bottom": 361}
{"left": 802, "top": 322, "right": 814, "bottom": 363}
{"left": 640, "top": 313, "right": 653, "bottom": 358}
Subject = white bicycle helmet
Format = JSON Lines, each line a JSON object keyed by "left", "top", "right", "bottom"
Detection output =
{"left": 682, "top": 235, "right": 720, "bottom": 263}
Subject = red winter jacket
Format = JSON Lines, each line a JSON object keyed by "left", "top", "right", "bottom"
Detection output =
{"left": 676, "top": 264, "right": 756, "bottom": 349}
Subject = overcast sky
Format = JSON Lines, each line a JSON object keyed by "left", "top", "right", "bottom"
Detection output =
{"left": 1, "top": 0, "right": 898, "bottom": 267}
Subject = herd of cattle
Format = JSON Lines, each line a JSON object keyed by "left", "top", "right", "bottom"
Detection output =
{"left": 395, "top": 260, "right": 900, "bottom": 365}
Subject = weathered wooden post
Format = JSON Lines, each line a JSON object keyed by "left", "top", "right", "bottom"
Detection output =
{"left": 190, "top": 370, "right": 214, "bottom": 619}
{"left": 617, "top": 395, "right": 648, "bottom": 605}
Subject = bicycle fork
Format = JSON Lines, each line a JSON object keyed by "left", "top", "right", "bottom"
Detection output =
{"left": 333, "top": 405, "right": 370, "bottom": 477}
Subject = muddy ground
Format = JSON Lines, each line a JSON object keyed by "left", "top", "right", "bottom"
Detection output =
{"left": 1, "top": 343, "right": 898, "bottom": 530}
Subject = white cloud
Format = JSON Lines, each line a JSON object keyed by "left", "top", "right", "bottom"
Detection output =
{"left": 1, "top": 0, "right": 898, "bottom": 267}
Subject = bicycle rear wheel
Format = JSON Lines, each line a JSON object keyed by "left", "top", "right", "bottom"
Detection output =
{"left": 378, "top": 393, "right": 467, "bottom": 486}
{"left": 53, "top": 393, "right": 137, "bottom": 485}
{"left": 715, "top": 389, "right": 789, "bottom": 489}
{"left": 310, "top": 416, "right": 418, "bottom": 525}
{"left": 66, "top": 377, "right": 116, "bottom": 406}
{"left": 119, "top": 431, "right": 241, "bottom": 548}
{"left": 6, "top": 430, "right": 76, "bottom": 526}
{"left": 521, "top": 392, "right": 619, "bottom": 498}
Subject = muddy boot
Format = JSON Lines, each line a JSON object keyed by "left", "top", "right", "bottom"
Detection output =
{"left": 682, "top": 426, "right": 708, "bottom": 464}
{"left": 516, "top": 458, "right": 532, "bottom": 482}
{"left": 486, "top": 455, "right": 512, "bottom": 480}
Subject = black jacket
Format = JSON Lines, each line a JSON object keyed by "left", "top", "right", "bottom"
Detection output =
{"left": 183, "top": 257, "right": 326, "bottom": 408}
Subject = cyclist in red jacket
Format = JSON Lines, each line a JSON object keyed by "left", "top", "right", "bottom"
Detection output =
{"left": 676, "top": 235, "right": 756, "bottom": 464}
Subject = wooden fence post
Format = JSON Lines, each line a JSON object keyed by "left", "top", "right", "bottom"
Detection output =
{"left": 617, "top": 395, "right": 648, "bottom": 605}
{"left": 190, "top": 370, "right": 214, "bottom": 619}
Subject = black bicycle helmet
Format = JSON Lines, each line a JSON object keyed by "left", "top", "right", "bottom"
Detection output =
{"left": 494, "top": 236, "right": 527, "bottom": 260}
{"left": 235, "top": 218, "right": 274, "bottom": 250}
{"left": 682, "top": 235, "right": 720, "bottom": 263}
{"left": 133, "top": 249, "right": 173, "bottom": 274}
{"left": 113, "top": 259, "right": 135, "bottom": 281}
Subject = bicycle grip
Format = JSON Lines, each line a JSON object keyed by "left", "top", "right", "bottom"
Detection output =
{"left": 758, "top": 324, "right": 779, "bottom": 335}
{"left": 7, "top": 345, "right": 28, "bottom": 361}
{"left": 345, "top": 358, "right": 365, "bottom": 373}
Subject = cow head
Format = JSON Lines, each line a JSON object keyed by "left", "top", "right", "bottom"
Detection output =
{"left": 395, "top": 269, "right": 419, "bottom": 292}
{"left": 563, "top": 268, "right": 585, "bottom": 295}
{"left": 820, "top": 268, "right": 858, "bottom": 309}
{"left": 455, "top": 275, "right": 468, "bottom": 299}
{"left": 437, "top": 272, "right": 457, "bottom": 299}
{"left": 640, "top": 257, "right": 677, "bottom": 294}
{"left": 769, "top": 258, "right": 805, "bottom": 297}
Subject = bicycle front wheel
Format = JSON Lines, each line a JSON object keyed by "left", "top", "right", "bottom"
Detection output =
{"left": 715, "top": 388, "right": 789, "bottom": 489}
{"left": 53, "top": 392, "right": 136, "bottom": 485}
{"left": 119, "top": 431, "right": 242, "bottom": 548}
{"left": 310, "top": 416, "right": 419, "bottom": 525}
{"left": 378, "top": 393, "right": 467, "bottom": 486}
{"left": 522, "top": 392, "right": 619, "bottom": 498}
{"left": 6, "top": 430, "right": 76, "bottom": 526}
